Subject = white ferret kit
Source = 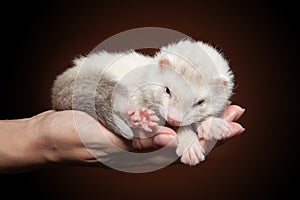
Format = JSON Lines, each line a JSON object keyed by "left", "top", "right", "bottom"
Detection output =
{"left": 52, "top": 39, "right": 234, "bottom": 166}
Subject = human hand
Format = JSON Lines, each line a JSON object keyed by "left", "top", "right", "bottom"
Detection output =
{"left": 35, "top": 105, "right": 244, "bottom": 169}
{"left": 0, "top": 110, "right": 177, "bottom": 173}
{"left": 197, "top": 105, "right": 245, "bottom": 156}
{"left": 29, "top": 110, "right": 177, "bottom": 169}
{"left": 0, "top": 105, "right": 244, "bottom": 173}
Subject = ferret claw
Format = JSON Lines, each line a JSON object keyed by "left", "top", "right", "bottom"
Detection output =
{"left": 148, "top": 110, "right": 155, "bottom": 115}
{"left": 134, "top": 122, "right": 141, "bottom": 126}
{"left": 128, "top": 110, "right": 134, "bottom": 116}
{"left": 142, "top": 125, "right": 152, "bottom": 132}
{"left": 150, "top": 115, "right": 159, "bottom": 122}
{"left": 177, "top": 139, "right": 205, "bottom": 166}
{"left": 129, "top": 107, "right": 159, "bottom": 132}
{"left": 149, "top": 122, "right": 158, "bottom": 127}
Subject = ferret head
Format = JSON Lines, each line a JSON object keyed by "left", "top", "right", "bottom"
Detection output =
{"left": 152, "top": 39, "right": 234, "bottom": 126}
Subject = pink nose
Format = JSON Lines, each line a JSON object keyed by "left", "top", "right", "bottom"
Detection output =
{"left": 167, "top": 116, "right": 181, "bottom": 126}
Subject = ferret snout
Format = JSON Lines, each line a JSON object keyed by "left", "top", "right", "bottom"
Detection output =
{"left": 166, "top": 107, "right": 183, "bottom": 126}
{"left": 167, "top": 116, "right": 181, "bottom": 126}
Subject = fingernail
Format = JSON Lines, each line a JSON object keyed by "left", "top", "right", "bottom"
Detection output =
{"left": 225, "top": 111, "right": 235, "bottom": 121}
{"left": 233, "top": 108, "right": 246, "bottom": 121}
{"left": 153, "top": 134, "right": 175, "bottom": 147}
{"left": 241, "top": 108, "right": 246, "bottom": 113}
{"left": 238, "top": 127, "right": 246, "bottom": 135}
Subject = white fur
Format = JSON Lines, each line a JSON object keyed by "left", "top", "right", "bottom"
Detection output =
{"left": 74, "top": 51, "right": 155, "bottom": 82}
{"left": 155, "top": 39, "right": 234, "bottom": 118}
{"left": 176, "top": 126, "right": 205, "bottom": 166}
{"left": 52, "top": 39, "right": 234, "bottom": 166}
{"left": 155, "top": 39, "right": 234, "bottom": 165}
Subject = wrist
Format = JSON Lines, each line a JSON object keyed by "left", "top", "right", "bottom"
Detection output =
{"left": 28, "top": 111, "right": 62, "bottom": 165}
{"left": 0, "top": 116, "right": 49, "bottom": 173}
{"left": 33, "top": 110, "right": 96, "bottom": 165}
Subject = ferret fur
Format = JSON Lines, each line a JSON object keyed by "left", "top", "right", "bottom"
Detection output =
{"left": 51, "top": 39, "right": 234, "bottom": 166}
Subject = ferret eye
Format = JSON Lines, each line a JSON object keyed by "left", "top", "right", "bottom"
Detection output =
{"left": 165, "top": 87, "right": 171, "bottom": 95}
{"left": 195, "top": 100, "right": 204, "bottom": 106}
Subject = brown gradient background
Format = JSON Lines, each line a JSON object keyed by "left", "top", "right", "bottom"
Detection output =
{"left": 0, "top": 1, "right": 298, "bottom": 199}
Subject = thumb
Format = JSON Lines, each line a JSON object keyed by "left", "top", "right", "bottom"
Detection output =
{"left": 153, "top": 127, "right": 177, "bottom": 148}
{"left": 131, "top": 126, "right": 177, "bottom": 150}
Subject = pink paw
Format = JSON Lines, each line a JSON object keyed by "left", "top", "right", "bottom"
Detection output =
{"left": 198, "top": 118, "right": 232, "bottom": 140}
{"left": 176, "top": 139, "right": 205, "bottom": 166}
{"left": 128, "top": 107, "right": 159, "bottom": 132}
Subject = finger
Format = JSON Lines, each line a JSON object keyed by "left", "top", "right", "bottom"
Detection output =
{"left": 131, "top": 134, "right": 176, "bottom": 150}
{"left": 131, "top": 127, "right": 177, "bottom": 150}
{"left": 96, "top": 121, "right": 132, "bottom": 151}
{"left": 221, "top": 105, "right": 245, "bottom": 121}
{"left": 153, "top": 133, "right": 177, "bottom": 148}
{"left": 228, "top": 122, "right": 246, "bottom": 137}
{"left": 152, "top": 126, "right": 177, "bottom": 148}
{"left": 152, "top": 126, "right": 177, "bottom": 136}
{"left": 214, "top": 122, "right": 245, "bottom": 149}
{"left": 132, "top": 137, "right": 153, "bottom": 150}
{"left": 200, "top": 121, "right": 245, "bottom": 151}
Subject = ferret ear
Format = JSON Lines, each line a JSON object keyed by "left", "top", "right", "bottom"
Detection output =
{"left": 159, "top": 55, "right": 173, "bottom": 68}
{"left": 213, "top": 75, "right": 229, "bottom": 87}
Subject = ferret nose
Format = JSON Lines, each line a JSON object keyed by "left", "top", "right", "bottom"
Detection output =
{"left": 167, "top": 116, "right": 181, "bottom": 126}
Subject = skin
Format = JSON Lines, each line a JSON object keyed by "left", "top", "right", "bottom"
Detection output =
{"left": 0, "top": 105, "right": 245, "bottom": 174}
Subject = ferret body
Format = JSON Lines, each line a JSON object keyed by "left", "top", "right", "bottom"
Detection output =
{"left": 52, "top": 51, "right": 161, "bottom": 140}
{"left": 52, "top": 50, "right": 200, "bottom": 139}
{"left": 52, "top": 39, "right": 234, "bottom": 166}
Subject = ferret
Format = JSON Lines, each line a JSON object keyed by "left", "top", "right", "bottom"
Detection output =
{"left": 154, "top": 39, "right": 234, "bottom": 165}
{"left": 51, "top": 39, "right": 234, "bottom": 166}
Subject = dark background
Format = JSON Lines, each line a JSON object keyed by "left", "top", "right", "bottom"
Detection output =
{"left": 1, "top": 1, "right": 298, "bottom": 199}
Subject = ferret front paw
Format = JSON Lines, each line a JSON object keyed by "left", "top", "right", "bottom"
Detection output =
{"left": 128, "top": 107, "right": 159, "bottom": 132}
{"left": 198, "top": 117, "right": 232, "bottom": 140}
{"left": 176, "top": 138, "right": 205, "bottom": 166}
